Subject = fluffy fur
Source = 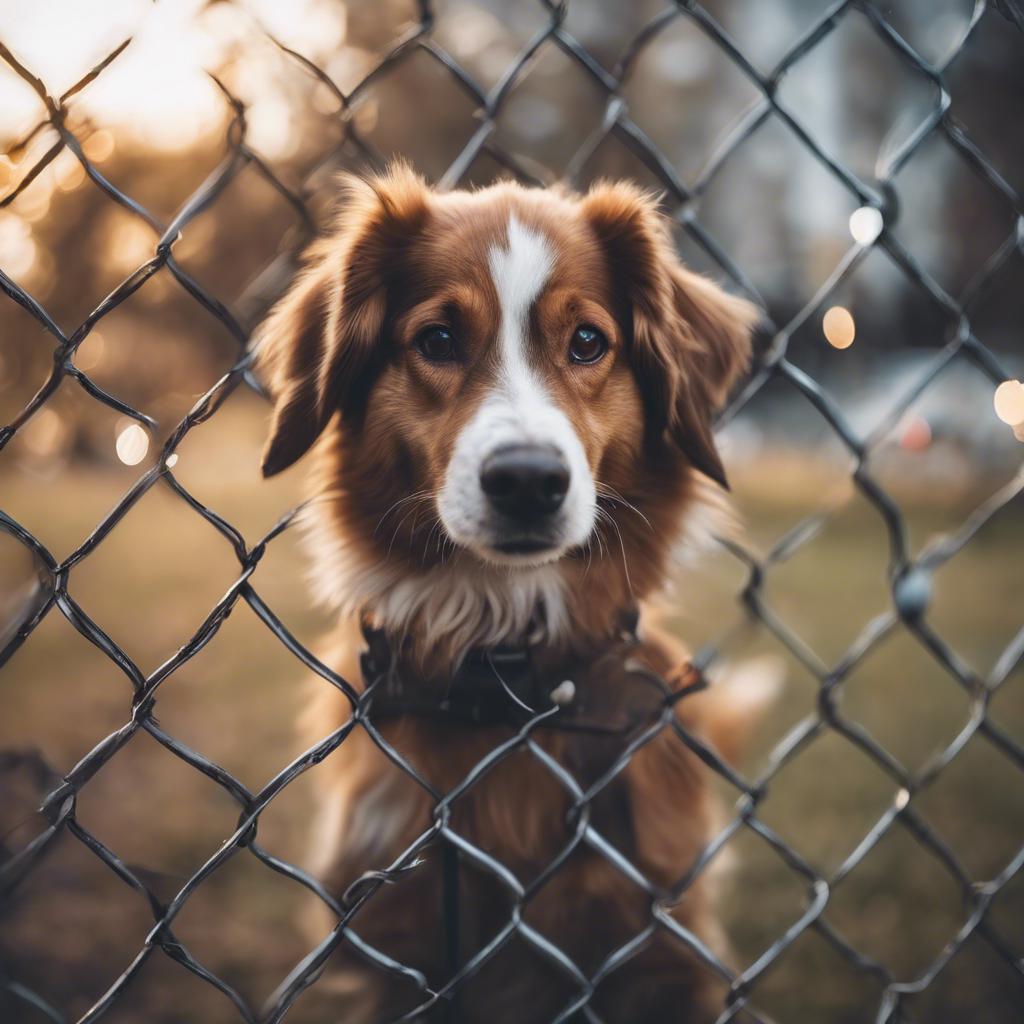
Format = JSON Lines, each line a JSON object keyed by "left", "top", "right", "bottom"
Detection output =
{"left": 257, "top": 165, "right": 760, "bottom": 1022}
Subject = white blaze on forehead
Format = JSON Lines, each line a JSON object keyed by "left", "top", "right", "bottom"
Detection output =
{"left": 488, "top": 215, "right": 554, "bottom": 389}
{"left": 435, "top": 211, "right": 597, "bottom": 569}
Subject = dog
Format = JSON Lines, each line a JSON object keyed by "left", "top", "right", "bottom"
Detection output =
{"left": 256, "top": 165, "right": 763, "bottom": 1022}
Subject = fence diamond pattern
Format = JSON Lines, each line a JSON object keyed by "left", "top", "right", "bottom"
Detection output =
{"left": 2, "top": 2, "right": 1023, "bottom": 1022}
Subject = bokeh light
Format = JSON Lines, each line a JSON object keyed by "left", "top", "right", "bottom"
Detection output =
{"left": 106, "top": 217, "right": 154, "bottom": 273}
{"left": 0, "top": 211, "right": 37, "bottom": 278}
{"left": 74, "top": 331, "right": 106, "bottom": 372}
{"left": 822, "top": 305, "right": 856, "bottom": 349}
{"left": 993, "top": 379, "right": 1024, "bottom": 427}
{"left": 849, "top": 206, "right": 883, "bottom": 245}
{"left": 21, "top": 408, "right": 67, "bottom": 459}
{"left": 115, "top": 423, "right": 149, "bottom": 465}
{"left": 82, "top": 129, "right": 116, "bottom": 162}
{"left": 899, "top": 415, "right": 932, "bottom": 452}
{"left": 54, "top": 151, "right": 86, "bottom": 193}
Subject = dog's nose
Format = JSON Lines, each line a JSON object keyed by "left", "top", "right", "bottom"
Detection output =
{"left": 480, "top": 444, "right": 569, "bottom": 519}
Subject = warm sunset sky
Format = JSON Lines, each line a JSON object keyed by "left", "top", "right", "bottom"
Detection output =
{"left": 0, "top": 0, "right": 349, "bottom": 151}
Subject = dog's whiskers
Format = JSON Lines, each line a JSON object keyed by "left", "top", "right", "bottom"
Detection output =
{"left": 595, "top": 481, "right": 653, "bottom": 533}
{"left": 420, "top": 522, "right": 438, "bottom": 567}
{"left": 594, "top": 506, "right": 633, "bottom": 595}
{"left": 591, "top": 510, "right": 610, "bottom": 562}
{"left": 373, "top": 490, "right": 432, "bottom": 541}
{"left": 580, "top": 533, "right": 594, "bottom": 577}
{"left": 386, "top": 499, "right": 430, "bottom": 557}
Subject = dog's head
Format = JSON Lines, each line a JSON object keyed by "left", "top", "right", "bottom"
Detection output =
{"left": 258, "top": 166, "right": 756, "bottom": 648}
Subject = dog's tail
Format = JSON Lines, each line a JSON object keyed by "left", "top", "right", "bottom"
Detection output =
{"left": 692, "top": 654, "right": 787, "bottom": 766}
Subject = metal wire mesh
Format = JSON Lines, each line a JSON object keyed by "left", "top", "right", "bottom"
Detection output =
{"left": 1, "top": 1, "right": 1023, "bottom": 1022}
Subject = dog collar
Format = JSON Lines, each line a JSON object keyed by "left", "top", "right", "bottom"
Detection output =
{"left": 356, "top": 606, "right": 706, "bottom": 735}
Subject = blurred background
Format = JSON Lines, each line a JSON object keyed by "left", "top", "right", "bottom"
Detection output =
{"left": 1, "top": 1, "right": 1022, "bottom": 1022}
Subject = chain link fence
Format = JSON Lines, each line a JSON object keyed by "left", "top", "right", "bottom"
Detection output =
{"left": 1, "top": 1, "right": 1023, "bottom": 1021}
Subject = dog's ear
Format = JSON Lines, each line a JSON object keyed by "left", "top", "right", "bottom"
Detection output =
{"left": 256, "top": 163, "right": 431, "bottom": 477}
{"left": 581, "top": 182, "right": 758, "bottom": 489}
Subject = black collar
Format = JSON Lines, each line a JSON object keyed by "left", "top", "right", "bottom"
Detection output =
{"left": 357, "top": 607, "right": 706, "bottom": 735}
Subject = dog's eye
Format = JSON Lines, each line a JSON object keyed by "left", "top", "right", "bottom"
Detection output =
{"left": 415, "top": 326, "right": 457, "bottom": 363}
{"left": 569, "top": 326, "right": 608, "bottom": 365}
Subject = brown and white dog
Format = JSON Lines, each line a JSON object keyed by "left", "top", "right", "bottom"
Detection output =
{"left": 257, "top": 165, "right": 761, "bottom": 1022}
